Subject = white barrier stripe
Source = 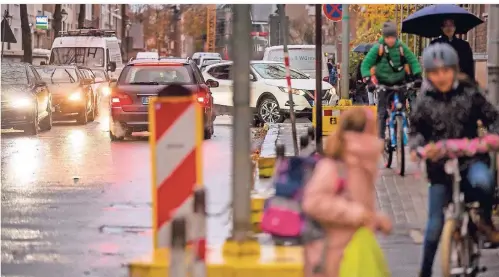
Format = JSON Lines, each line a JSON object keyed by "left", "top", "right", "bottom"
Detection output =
{"left": 158, "top": 196, "right": 194, "bottom": 248}
{"left": 155, "top": 104, "right": 197, "bottom": 187}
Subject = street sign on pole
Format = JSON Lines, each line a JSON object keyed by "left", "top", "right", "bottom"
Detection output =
{"left": 323, "top": 4, "right": 343, "bottom": 22}
{"left": 35, "top": 16, "right": 48, "bottom": 30}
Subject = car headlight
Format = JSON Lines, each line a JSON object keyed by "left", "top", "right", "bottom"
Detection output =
{"left": 101, "top": 86, "right": 111, "bottom": 96}
{"left": 278, "top": 87, "right": 306, "bottom": 96}
{"left": 10, "top": 98, "right": 32, "bottom": 108}
{"left": 68, "top": 91, "right": 82, "bottom": 101}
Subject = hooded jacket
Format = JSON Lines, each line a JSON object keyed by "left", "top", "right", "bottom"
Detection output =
{"left": 408, "top": 78, "right": 499, "bottom": 184}
{"left": 430, "top": 36, "right": 475, "bottom": 80}
{"left": 361, "top": 37, "right": 422, "bottom": 85}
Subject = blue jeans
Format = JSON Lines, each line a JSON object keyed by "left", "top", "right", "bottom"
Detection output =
{"left": 420, "top": 161, "right": 494, "bottom": 277}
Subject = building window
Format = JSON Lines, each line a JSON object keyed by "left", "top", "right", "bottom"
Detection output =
{"left": 458, "top": 4, "right": 471, "bottom": 42}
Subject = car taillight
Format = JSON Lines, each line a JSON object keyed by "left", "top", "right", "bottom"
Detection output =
{"left": 197, "top": 96, "right": 205, "bottom": 103}
{"left": 111, "top": 90, "right": 133, "bottom": 107}
{"left": 197, "top": 87, "right": 209, "bottom": 106}
{"left": 323, "top": 76, "right": 329, "bottom": 82}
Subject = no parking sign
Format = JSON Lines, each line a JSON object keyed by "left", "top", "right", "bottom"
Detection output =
{"left": 323, "top": 4, "right": 343, "bottom": 22}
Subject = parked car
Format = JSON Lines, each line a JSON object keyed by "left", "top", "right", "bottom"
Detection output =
{"left": 1, "top": 62, "right": 53, "bottom": 135}
{"left": 202, "top": 60, "right": 338, "bottom": 124}
{"left": 109, "top": 57, "right": 218, "bottom": 141}
{"left": 88, "top": 67, "right": 112, "bottom": 102}
{"left": 34, "top": 65, "right": 97, "bottom": 124}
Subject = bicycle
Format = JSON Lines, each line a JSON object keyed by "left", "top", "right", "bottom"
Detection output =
{"left": 378, "top": 82, "right": 416, "bottom": 176}
{"left": 416, "top": 134, "right": 499, "bottom": 277}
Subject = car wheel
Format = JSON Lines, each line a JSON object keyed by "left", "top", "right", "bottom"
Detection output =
{"left": 88, "top": 96, "right": 96, "bottom": 122}
{"left": 77, "top": 100, "right": 89, "bottom": 125}
{"left": 257, "top": 96, "right": 284, "bottom": 124}
{"left": 24, "top": 106, "right": 39, "bottom": 136}
{"left": 94, "top": 95, "right": 100, "bottom": 116}
{"left": 39, "top": 102, "right": 53, "bottom": 131}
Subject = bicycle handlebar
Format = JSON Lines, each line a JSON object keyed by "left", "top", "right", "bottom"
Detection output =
{"left": 416, "top": 134, "right": 499, "bottom": 160}
{"left": 375, "top": 81, "right": 418, "bottom": 92}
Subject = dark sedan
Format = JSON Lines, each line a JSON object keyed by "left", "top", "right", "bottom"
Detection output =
{"left": 1, "top": 63, "right": 53, "bottom": 135}
{"left": 34, "top": 65, "right": 97, "bottom": 124}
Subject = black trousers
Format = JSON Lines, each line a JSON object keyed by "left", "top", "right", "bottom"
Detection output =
{"left": 377, "top": 81, "right": 407, "bottom": 140}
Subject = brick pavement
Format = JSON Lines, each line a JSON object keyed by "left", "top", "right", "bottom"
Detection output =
{"left": 260, "top": 123, "right": 499, "bottom": 277}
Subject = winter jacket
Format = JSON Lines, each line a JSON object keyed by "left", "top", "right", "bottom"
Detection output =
{"left": 361, "top": 37, "right": 422, "bottom": 85}
{"left": 302, "top": 131, "right": 383, "bottom": 277}
{"left": 408, "top": 78, "right": 499, "bottom": 185}
{"left": 430, "top": 36, "right": 475, "bottom": 80}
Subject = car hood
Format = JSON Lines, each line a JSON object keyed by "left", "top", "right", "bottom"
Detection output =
{"left": 46, "top": 83, "right": 82, "bottom": 95}
{"left": 263, "top": 78, "right": 333, "bottom": 90}
{"left": 0, "top": 84, "right": 36, "bottom": 101}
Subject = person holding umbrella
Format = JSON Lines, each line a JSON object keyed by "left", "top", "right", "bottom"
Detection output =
{"left": 401, "top": 4, "right": 485, "bottom": 81}
{"left": 361, "top": 21, "right": 422, "bottom": 140}
{"left": 429, "top": 19, "right": 475, "bottom": 80}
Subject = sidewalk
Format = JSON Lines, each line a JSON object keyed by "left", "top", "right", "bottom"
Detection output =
{"left": 258, "top": 123, "right": 499, "bottom": 277}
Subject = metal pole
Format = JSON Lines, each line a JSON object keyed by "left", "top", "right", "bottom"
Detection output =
{"left": 487, "top": 5, "right": 499, "bottom": 106}
{"left": 278, "top": 4, "right": 298, "bottom": 156}
{"left": 314, "top": 4, "right": 323, "bottom": 151}
{"left": 340, "top": 4, "right": 350, "bottom": 99}
{"left": 231, "top": 4, "right": 253, "bottom": 242}
{"left": 2, "top": 11, "right": 6, "bottom": 59}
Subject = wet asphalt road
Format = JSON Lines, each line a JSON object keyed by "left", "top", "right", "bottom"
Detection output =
{"left": 1, "top": 102, "right": 240, "bottom": 276}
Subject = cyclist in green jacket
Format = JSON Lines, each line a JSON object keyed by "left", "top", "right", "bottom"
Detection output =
{"left": 361, "top": 21, "right": 422, "bottom": 139}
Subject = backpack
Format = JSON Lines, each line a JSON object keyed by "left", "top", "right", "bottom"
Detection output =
{"left": 261, "top": 155, "right": 346, "bottom": 239}
{"left": 371, "top": 43, "right": 411, "bottom": 76}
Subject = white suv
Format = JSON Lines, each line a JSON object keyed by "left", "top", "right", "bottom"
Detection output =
{"left": 202, "top": 61, "right": 338, "bottom": 124}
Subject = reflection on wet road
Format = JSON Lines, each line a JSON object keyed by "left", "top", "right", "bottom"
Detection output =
{"left": 1, "top": 105, "right": 237, "bottom": 276}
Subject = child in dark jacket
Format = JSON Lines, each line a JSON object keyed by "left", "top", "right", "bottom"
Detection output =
{"left": 409, "top": 43, "right": 499, "bottom": 277}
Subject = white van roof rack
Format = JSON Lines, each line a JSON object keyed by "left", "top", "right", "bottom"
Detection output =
{"left": 58, "top": 29, "right": 117, "bottom": 37}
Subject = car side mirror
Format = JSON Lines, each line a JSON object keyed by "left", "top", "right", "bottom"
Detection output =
{"left": 206, "top": 79, "right": 219, "bottom": 88}
{"left": 249, "top": 74, "right": 256, "bottom": 81}
{"left": 107, "top": 61, "right": 117, "bottom": 72}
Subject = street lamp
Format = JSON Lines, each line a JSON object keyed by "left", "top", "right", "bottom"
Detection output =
{"left": 61, "top": 8, "right": 68, "bottom": 32}
{"left": 1, "top": 9, "right": 13, "bottom": 59}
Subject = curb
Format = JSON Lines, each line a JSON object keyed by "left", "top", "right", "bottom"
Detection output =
{"left": 257, "top": 123, "right": 280, "bottom": 178}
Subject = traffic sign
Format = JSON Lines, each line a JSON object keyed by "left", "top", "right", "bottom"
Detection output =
{"left": 323, "top": 4, "right": 343, "bottom": 22}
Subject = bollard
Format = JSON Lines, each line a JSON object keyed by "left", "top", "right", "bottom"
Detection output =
{"left": 192, "top": 189, "right": 207, "bottom": 277}
{"left": 276, "top": 144, "right": 285, "bottom": 158}
{"left": 308, "top": 126, "right": 315, "bottom": 141}
{"left": 170, "top": 217, "right": 187, "bottom": 277}
{"left": 300, "top": 135, "right": 309, "bottom": 150}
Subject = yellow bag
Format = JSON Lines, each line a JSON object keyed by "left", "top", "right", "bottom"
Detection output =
{"left": 339, "top": 227, "right": 391, "bottom": 277}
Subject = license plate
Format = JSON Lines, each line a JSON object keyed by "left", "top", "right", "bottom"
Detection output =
{"left": 142, "top": 97, "right": 150, "bottom": 105}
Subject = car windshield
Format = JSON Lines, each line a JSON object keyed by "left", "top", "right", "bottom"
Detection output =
{"left": 50, "top": 47, "right": 105, "bottom": 67}
{"left": 1, "top": 65, "right": 29, "bottom": 85}
{"left": 251, "top": 63, "right": 309, "bottom": 80}
{"left": 35, "top": 67, "right": 78, "bottom": 83}
{"left": 118, "top": 65, "right": 193, "bottom": 85}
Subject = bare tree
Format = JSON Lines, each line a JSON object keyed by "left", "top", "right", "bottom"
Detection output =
{"left": 20, "top": 4, "right": 32, "bottom": 64}
{"left": 78, "top": 4, "right": 85, "bottom": 28}
{"left": 53, "top": 4, "right": 62, "bottom": 39}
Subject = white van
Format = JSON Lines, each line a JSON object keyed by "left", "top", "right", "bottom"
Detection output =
{"left": 191, "top": 52, "right": 222, "bottom": 68}
{"left": 49, "top": 29, "right": 123, "bottom": 79}
{"left": 262, "top": 45, "right": 337, "bottom": 80}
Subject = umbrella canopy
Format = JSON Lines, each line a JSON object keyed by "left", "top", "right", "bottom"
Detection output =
{"left": 401, "top": 4, "right": 483, "bottom": 38}
{"left": 352, "top": 43, "right": 373, "bottom": 54}
{"left": 1, "top": 19, "right": 17, "bottom": 43}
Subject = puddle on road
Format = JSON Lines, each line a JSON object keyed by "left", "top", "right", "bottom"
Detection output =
{"left": 107, "top": 203, "right": 151, "bottom": 209}
{"left": 98, "top": 225, "right": 151, "bottom": 235}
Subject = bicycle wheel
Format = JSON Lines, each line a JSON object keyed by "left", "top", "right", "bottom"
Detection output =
{"left": 441, "top": 219, "right": 472, "bottom": 277}
{"left": 383, "top": 121, "right": 393, "bottom": 168}
{"left": 395, "top": 116, "right": 405, "bottom": 176}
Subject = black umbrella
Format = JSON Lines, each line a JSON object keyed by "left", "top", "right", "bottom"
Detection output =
{"left": 402, "top": 4, "right": 483, "bottom": 38}
{"left": 352, "top": 43, "right": 373, "bottom": 54}
{"left": 1, "top": 19, "right": 17, "bottom": 43}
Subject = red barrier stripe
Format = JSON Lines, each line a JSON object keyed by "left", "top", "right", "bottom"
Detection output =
{"left": 155, "top": 101, "right": 192, "bottom": 140}
{"left": 324, "top": 110, "right": 333, "bottom": 116}
{"left": 156, "top": 149, "right": 197, "bottom": 228}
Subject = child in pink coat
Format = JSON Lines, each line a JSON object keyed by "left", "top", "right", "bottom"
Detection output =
{"left": 302, "top": 107, "right": 392, "bottom": 277}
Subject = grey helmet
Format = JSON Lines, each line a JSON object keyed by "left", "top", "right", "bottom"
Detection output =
{"left": 422, "top": 43, "right": 459, "bottom": 71}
